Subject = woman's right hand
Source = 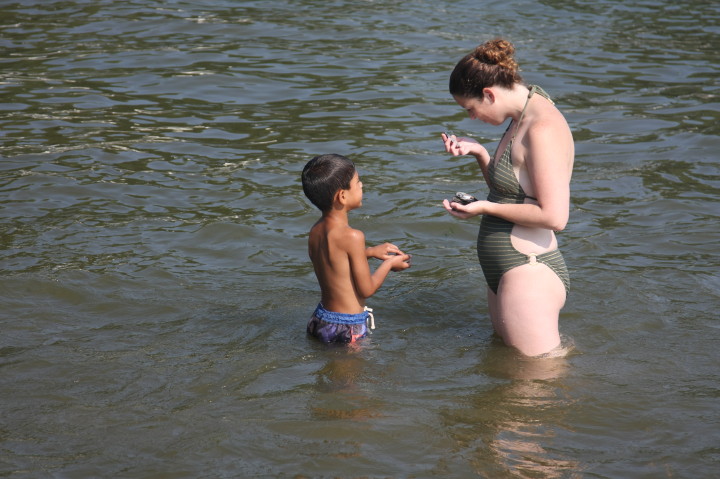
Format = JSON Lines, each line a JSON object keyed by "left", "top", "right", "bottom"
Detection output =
{"left": 441, "top": 132, "right": 485, "bottom": 157}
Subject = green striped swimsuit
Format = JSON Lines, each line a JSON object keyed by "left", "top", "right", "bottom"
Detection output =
{"left": 477, "top": 85, "right": 570, "bottom": 295}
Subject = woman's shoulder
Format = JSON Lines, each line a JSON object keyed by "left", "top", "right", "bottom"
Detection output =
{"left": 531, "top": 95, "right": 570, "bottom": 133}
{"left": 530, "top": 85, "right": 555, "bottom": 105}
{"left": 523, "top": 96, "right": 573, "bottom": 155}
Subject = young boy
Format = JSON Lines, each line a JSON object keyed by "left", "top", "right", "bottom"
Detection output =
{"left": 301, "top": 154, "right": 411, "bottom": 344}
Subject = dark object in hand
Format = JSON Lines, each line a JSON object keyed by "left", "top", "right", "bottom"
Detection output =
{"left": 451, "top": 192, "right": 478, "bottom": 205}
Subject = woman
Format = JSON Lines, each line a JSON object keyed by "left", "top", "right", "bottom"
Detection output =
{"left": 442, "top": 38, "right": 574, "bottom": 357}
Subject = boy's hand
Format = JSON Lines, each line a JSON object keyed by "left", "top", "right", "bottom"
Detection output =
{"left": 388, "top": 253, "right": 412, "bottom": 271}
{"left": 367, "top": 242, "right": 404, "bottom": 260}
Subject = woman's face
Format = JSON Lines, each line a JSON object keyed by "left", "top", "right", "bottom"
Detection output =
{"left": 453, "top": 93, "right": 504, "bottom": 126}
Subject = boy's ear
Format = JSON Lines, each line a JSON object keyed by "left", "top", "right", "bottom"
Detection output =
{"left": 334, "top": 188, "right": 347, "bottom": 207}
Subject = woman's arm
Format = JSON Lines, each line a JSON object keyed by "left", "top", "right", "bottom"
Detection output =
{"left": 443, "top": 120, "right": 573, "bottom": 231}
{"left": 520, "top": 119, "right": 572, "bottom": 230}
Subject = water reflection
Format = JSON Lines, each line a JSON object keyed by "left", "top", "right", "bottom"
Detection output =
{"left": 309, "top": 342, "right": 384, "bottom": 422}
{"left": 442, "top": 342, "right": 580, "bottom": 478}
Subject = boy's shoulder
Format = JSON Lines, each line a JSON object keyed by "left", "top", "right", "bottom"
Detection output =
{"left": 330, "top": 223, "right": 365, "bottom": 246}
{"left": 312, "top": 218, "right": 365, "bottom": 247}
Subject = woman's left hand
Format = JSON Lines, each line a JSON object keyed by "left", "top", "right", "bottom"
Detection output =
{"left": 442, "top": 199, "right": 486, "bottom": 219}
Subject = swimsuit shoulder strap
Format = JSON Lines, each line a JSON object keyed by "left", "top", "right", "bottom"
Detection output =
{"left": 531, "top": 85, "right": 554, "bottom": 104}
{"left": 501, "top": 85, "right": 545, "bottom": 201}
{"left": 510, "top": 85, "right": 554, "bottom": 142}
{"left": 511, "top": 85, "right": 534, "bottom": 142}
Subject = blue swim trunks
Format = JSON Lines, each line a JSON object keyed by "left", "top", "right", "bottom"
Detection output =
{"left": 306, "top": 303, "right": 372, "bottom": 344}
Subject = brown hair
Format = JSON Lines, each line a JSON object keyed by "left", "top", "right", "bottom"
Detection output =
{"left": 301, "top": 154, "right": 356, "bottom": 212}
{"left": 449, "top": 38, "right": 523, "bottom": 99}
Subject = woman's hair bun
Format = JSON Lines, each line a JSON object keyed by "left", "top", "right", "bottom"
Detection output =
{"left": 472, "top": 38, "right": 518, "bottom": 74}
{"left": 449, "top": 37, "right": 523, "bottom": 97}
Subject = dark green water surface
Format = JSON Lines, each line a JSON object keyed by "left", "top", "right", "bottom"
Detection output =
{"left": 1, "top": 0, "right": 719, "bottom": 477}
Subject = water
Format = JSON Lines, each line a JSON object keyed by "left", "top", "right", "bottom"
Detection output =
{"left": 1, "top": 0, "right": 719, "bottom": 477}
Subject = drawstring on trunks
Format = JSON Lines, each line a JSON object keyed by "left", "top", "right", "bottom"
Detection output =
{"left": 364, "top": 306, "right": 375, "bottom": 330}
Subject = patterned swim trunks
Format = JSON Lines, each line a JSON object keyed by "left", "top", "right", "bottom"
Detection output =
{"left": 306, "top": 303, "right": 374, "bottom": 344}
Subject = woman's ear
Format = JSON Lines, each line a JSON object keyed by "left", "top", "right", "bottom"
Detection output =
{"left": 482, "top": 87, "right": 496, "bottom": 104}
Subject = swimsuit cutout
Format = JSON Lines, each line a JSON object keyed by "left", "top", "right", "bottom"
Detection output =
{"left": 476, "top": 85, "right": 570, "bottom": 294}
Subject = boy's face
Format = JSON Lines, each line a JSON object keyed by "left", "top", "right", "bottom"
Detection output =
{"left": 345, "top": 171, "right": 363, "bottom": 208}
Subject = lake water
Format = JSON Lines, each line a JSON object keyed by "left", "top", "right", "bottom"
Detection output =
{"left": 1, "top": 0, "right": 719, "bottom": 477}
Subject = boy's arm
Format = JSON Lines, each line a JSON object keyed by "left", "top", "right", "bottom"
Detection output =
{"left": 347, "top": 231, "right": 410, "bottom": 299}
{"left": 365, "top": 242, "right": 404, "bottom": 260}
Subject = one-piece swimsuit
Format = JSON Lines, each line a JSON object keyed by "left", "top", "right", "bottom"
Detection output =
{"left": 476, "top": 85, "right": 570, "bottom": 294}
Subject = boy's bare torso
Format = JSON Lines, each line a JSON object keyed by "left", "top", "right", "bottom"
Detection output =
{"left": 308, "top": 216, "right": 366, "bottom": 315}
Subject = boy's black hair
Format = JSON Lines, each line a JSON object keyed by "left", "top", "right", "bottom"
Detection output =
{"left": 301, "top": 154, "right": 356, "bottom": 212}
